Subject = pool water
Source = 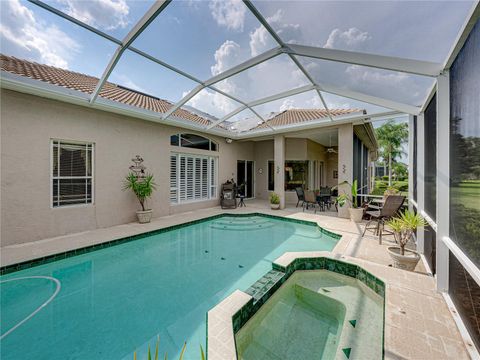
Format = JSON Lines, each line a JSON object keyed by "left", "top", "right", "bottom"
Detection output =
{"left": 0, "top": 215, "right": 338, "bottom": 360}
{"left": 236, "top": 270, "right": 384, "bottom": 360}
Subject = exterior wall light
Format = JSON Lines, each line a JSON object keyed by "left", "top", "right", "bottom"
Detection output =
{"left": 225, "top": 138, "right": 233, "bottom": 144}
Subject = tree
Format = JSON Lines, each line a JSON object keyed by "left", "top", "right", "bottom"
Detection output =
{"left": 375, "top": 120, "right": 408, "bottom": 186}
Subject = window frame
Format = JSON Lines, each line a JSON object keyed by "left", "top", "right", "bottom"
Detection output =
{"left": 50, "top": 139, "right": 95, "bottom": 209}
{"left": 170, "top": 133, "right": 218, "bottom": 152}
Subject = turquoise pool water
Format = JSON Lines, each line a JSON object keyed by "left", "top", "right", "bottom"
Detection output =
{"left": 1, "top": 215, "right": 338, "bottom": 360}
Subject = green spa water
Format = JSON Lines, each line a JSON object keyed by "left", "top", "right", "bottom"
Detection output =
{"left": 236, "top": 271, "right": 384, "bottom": 360}
{"left": 0, "top": 215, "right": 338, "bottom": 360}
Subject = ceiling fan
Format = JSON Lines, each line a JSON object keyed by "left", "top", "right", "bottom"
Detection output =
{"left": 325, "top": 134, "right": 338, "bottom": 154}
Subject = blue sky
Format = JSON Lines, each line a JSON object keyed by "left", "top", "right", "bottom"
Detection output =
{"left": 0, "top": 0, "right": 474, "bottom": 123}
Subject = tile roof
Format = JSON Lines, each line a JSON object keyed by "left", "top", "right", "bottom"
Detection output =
{"left": 254, "top": 108, "right": 363, "bottom": 129}
{"left": 0, "top": 54, "right": 211, "bottom": 127}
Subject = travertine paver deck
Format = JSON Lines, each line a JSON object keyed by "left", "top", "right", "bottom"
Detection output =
{"left": 0, "top": 200, "right": 472, "bottom": 359}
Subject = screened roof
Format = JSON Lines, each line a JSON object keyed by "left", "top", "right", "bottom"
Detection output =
{"left": 0, "top": 0, "right": 477, "bottom": 137}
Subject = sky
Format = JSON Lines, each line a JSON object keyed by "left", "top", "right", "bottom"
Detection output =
{"left": 0, "top": 0, "right": 474, "bottom": 128}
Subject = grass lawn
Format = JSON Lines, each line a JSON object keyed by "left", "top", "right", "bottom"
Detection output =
{"left": 451, "top": 180, "right": 480, "bottom": 211}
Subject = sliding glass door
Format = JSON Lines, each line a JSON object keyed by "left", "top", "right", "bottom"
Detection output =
{"left": 237, "top": 160, "right": 255, "bottom": 198}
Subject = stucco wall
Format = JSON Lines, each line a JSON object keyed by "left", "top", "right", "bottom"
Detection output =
{"left": 0, "top": 89, "right": 254, "bottom": 246}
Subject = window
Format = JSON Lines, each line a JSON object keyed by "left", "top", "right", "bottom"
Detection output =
{"left": 170, "top": 153, "right": 217, "bottom": 204}
{"left": 51, "top": 140, "right": 94, "bottom": 207}
{"left": 170, "top": 133, "right": 217, "bottom": 151}
{"left": 268, "top": 160, "right": 309, "bottom": 191}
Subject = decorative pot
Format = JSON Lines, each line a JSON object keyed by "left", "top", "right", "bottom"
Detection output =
{"left": 348, "top": 208, "right": 364, "bottom": 223}
{"left": 270, "top": 203, "right": 280, "bottom": 210}
{"left": 136, "top": 209, "right": 153, "bottom": 223}
{"left": 387, "top": 247, "right": 420, "bottom": 271}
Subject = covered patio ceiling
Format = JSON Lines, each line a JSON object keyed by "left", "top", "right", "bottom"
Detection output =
{"left": 2, "top": 0, "right": 479, "bottom": 137}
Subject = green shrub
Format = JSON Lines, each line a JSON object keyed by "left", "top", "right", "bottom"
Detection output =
{"left": 269, "top": 192, "right": 280, "bottom": 204}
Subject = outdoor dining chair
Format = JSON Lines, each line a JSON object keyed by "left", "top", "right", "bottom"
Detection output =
{"left": 362, "top": 195, "right": 405, "bottom": 244}
{"left": 303, "top": 190, "right": 319, "bottom": 213}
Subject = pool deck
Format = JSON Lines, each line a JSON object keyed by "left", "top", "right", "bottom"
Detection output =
{"left": 1, "top": 200, "right": 475, "bottom": 359}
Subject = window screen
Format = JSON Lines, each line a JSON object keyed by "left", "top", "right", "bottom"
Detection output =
{"left": 52, "top": 140, "right": 94, "bottom": 207}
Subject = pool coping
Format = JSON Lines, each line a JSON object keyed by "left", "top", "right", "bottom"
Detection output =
{"left": 207, "top": 251, "right": 386, "bottom": 360}
{"left": 0, "top": 212, "right": 341, "bottom": 275}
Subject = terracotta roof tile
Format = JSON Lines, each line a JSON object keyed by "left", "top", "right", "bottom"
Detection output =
{"left": 254, "top": 108, "right": 363, "bottom": 129}
{"left": 1, "top": 54, "right": 211, "bottom": 127}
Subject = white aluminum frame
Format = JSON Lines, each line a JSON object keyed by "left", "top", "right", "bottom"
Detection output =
{"left": 21, "top": 0, "right": 449, "bottom": 134}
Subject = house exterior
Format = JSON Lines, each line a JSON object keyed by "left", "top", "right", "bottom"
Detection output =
{"left": 1, "top": 55, "right": 377, "bottom": 247}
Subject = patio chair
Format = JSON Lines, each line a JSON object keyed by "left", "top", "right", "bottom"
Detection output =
{"left": 362, "top": 195, "right": 405, "bottom": 245}
{"left": 302, "top": 190, "right": 319, "bottom": 213}
{"left": 295, "top": 187, "right": 305, "bottom": 207}
{"left": 220, "top": 182, "right": 237, "bottom": 209}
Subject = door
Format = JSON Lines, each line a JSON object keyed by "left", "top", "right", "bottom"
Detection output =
{"left": 237, "top": 160, "right": 255, "bottom": 198}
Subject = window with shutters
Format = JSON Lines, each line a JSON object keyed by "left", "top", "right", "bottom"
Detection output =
{"left": 51, "top": 140, "right": 94, "bottom": 207}
{"left": 170, "top": 153, "right": 217, "bottom": 204}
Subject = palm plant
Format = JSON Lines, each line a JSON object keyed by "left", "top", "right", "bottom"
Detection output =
{"left": 375, "top": 120, "right": 408, "bottom": 186}
{"left": 387, "top": 210, "right": 427, "bottom": 255}
{"left": 133, "top": 338, "right": 205, "bottom": 360}
{"left": 123, "top": 173, "right": 156, "bottom": 211}
{"left": 335, "top": 179, "right": 359, "bottom": 208}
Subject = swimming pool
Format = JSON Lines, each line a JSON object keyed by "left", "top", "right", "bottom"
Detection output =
{"left": 0, "top": 214, "right": 339, "bottom": 359}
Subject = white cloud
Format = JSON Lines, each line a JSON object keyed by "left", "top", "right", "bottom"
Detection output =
{"left": 0, "top": 0, "right": 80, "bottom": 68}
{"left": 249, "top": 9, "right": 301, "bottom": 56}
{"left": 56, "top": 0, "right": 130, "bottom": 31}
{"left": 279, "top": 99, "right": 295, "bottom": 112}
{"left": 210, "top": 40, "right": 241, "bottom": 76}
{"left": 324, "top": 27, "right": 371, "bottom": 50}
{"left": 209, "top": 0, "right": 245, "bottom": 32}
{"left": 185, "top": 88, "right": 238, "bottom": 119}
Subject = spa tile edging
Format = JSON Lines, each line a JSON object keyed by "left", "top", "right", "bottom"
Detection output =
{"left": 0, "top": 212, "right": 341, "bottom": 275}
{"left": 229, "top": 256, "right": 386, "bottom": 359}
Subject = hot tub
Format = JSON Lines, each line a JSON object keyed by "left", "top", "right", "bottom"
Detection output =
{"left": 235, "top": 270, "right": 384, "bottom": 359}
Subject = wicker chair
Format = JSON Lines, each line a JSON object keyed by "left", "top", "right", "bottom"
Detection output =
{"left": 295, "top": 187, "right": 305, "bottom": 208}
{"left": 362, "top": 195, "right": 405, "bottom": 244}
{"left": 302, "top": 190, "right": 319, "bottom": 213}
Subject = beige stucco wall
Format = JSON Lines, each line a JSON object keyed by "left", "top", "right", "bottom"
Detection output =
{"left": 0, "top": 89, "right": 254, "bottom": 246}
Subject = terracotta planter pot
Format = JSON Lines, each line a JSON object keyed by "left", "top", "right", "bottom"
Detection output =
{"left": 387, "top": 247, "right": 420, "bottom": 271}
{"left": 136, "top": 209, "right": 153, "bottom": 223}
{"left": 270, "top": 203, "right": 280, "bottom": 210}
{"left": 348, "top": 208, "right": 364, "bottom": 223}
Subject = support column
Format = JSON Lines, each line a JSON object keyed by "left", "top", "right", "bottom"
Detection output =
{"left": 338, "top": 124, "right": 353, "bottom": 218}
{"left": 416, "top": 113, "right": 425, "bottom": 254}
{"left": 408, "top": 114, "right": 415, "bottom": 212}
{"left": 436, "top": 72, "right": 450, "bottom": 292}
{"left": 274, "top": 135, "right": 286, "bottom": 209}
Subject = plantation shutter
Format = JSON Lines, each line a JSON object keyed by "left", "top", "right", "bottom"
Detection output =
{"left": 180, "top": 156, "right": 186, "bottom": 201}
{"left": 202, "top": 158, "right": 208, "bottom": 199}
{"left": 171, "top": 153, "right": 217, "bottom": 204}
{"left": 210, "top": 157, "right": 217, "bottom": 198}
{"left": 170, "top": 154, "right": 178, "bottom": 203}
{"left": 195, "top": 158, "right": 202, "bottom": 199}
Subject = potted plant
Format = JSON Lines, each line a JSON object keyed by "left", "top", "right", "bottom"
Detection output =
{"left": 124, "top": 156, "right": 157, "bottom": 223}
{"left": 269, "top": 192, "right": 280, "bottom": 210}
{"left": 335, "top": 180, "right": 364, "bottom": 222}
{"left": 386, "top": 210, "right": 427, "bottom": 271}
